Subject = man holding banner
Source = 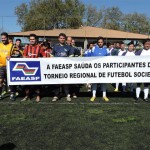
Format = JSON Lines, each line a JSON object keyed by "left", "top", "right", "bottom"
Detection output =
{"left": 89, "top": 36, "right": 109, "bottom": 102}
{"left": 135, "top": 39, "right": 150, "bottom": 102}
{"left": 51, "top": 33, "right": 74, "bottom": 102}
{"left": 0, "top": 32, "right": 13, "bottom": 100}
{"left": 22, "top": 34, "right": 42, "bottom": 102}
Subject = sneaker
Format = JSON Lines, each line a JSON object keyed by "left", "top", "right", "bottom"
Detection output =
{"left": 52, "top": 96, "right": 58, "bottom": 102}
{"left": 36, "top": 96, "right": 40, "bottom": 102}
{"left": 143, "top": 98, "right": 149, "bottom": 102}
{"left": 114, "top": 88, "right": 119, "bottom": 92}
{"left": 66, "top": 95, "right": 71, "bottom": 102}
{"left": 102, "top": 96, "right": 109, "bottom": 102}
{"left": 90, "top": 96, "right": 96, "bottom": 102}
{"left": 1, "top": 90, "right": 7, "bottom": 96}
{"left": 10, "top": 94, "right": 16, "bottom": 101}
{"left": 15, "top": 92, "right": 19, "bottom": 97}
{"left": 135, "top": 97, "right": 140, "bottom": 103}
{"left": 73, "top": 94, "right": 77, "bottom": 99}
{"left": 21, "top": 96, "right": 30, "bottom": 102}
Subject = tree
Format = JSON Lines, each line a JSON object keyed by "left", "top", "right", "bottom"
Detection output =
{"left": 100, "top": 7, "right": 123, "bottom": 30}
{"left": 15, "top": 0, "right": 85, "bottom": 31}
{"left": 84, "top": 5, "right": 102, "bottom": 26}
{"left": 122, "top": 12, "right": 150, "bottom": 34}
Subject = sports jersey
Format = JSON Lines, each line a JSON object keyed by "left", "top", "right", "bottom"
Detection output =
{"left": 84, "top": 49, "right": 91, "bottom": 57}
{"left": 135, "top": 49, "right": 150, "bottom": 56}
{"left": 10, "top": 44, "right": 23, "bottom": 58}
{"left": 52, "top": 43, "right": 73, "bottom": 57}
{"left": 41, "top": 48, "right": 52, "bottom": 57}
{"left": 107, "top": 48, "right": 114, "bottom": 56}
{"left": 90, "top": 45, "right": 108, "bottom": 56}
{"left": 117, "top": 49, "right": 126, "bottom": 56}
{"left": 23, "top": 44, "right": 42, "bottom": 58}
{"left": 0, "top": 42, "right": 12, "bottom": 67}
{"left": 122, "top": 51, "right": 135, "bottom": 56}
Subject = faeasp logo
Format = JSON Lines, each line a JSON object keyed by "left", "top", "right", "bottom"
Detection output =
{"left": 10, "top": 61, "right": 41, "bottom": 82}
{"left": 13, "top": 63, "right": 38, "bottom": 76}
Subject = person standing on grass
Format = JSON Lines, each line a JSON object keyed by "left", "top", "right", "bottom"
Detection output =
{"left": 135, "top": 39, "right": 150, "bottom": 102}
{"left": 9, "top": 38, "right": 23, "bottom": 101}
{"left": 114, "top": 41, "right": 127, "bottom": 92}
{"left": 51, "top": 33, "right": 74, "bottom": 102}
{"left": 89, "top": 36, "right": 109, "bottom": 102}
{"left": 121, "top": 41, "right": 135, "bottom": 93}
{"left": 22, "top": 34, "right": 43, "bottom": 102}
{"left": 0, "top": 32, "right": 13, "bottom": 100}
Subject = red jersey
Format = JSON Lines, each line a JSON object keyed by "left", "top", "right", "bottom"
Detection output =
{"left": 23, "top": 45, "right": 42, "bottom": 58}
{"left": 41, "top": 48, "right": 52, "bottom": 57}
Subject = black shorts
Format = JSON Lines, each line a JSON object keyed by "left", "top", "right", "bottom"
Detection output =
{"left": 0, "top": 67, "right": 6, "bottom": 79}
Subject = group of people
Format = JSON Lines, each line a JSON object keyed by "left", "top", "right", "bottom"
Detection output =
{"left": 84, "top": 37, "right": 150, "bottom": 103}
{"left": 0, "top": 31, "right": 150, "bottom": 103}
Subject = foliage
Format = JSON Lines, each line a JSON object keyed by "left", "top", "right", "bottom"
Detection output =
{"left": 15, "top": 0, "right": 85, "bottom": 31}
{"left": 122, "top": 12, "right": 150, "bottom": 34}
{"left": 15, "top": 1, "right": 150, "bottom": 34}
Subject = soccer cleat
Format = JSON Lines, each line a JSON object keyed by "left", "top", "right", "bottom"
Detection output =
{"left": 1, "top": 90, "right": 7, "bottom": 96}
{"left": 135, "top": 97, "right": 140, "bottom": 103}
{"left": 102, "top": 96, "right": 109, "bottom": 102}
{"left": 0, "top": 95, "right": 2, "bottom": 100}
{"left": 21, "top": 96, "right": 30, "bottom": 102}
{"left": 52, "top": 96, "right": 58, "bottom": 102}
{"left": 66, "top": 94, "right": 71, "bottom": 102}
{"left": 72, "top": 94, "right": 77, "bottom": 99}
{"left": 36, "top": 96, "right": 40, "bottom": 102}
{"left": 114, "top": 88, "right": 119, "bottom": 92}
{"left": 143, "top": 98, "right": 149, "bottom": 102}
{"left": 15, "top": 92, "right": 19, "bottom": 97}
{"left": 10, "top": 94, "right": 16, "bottom": 101}
{"left": 90, "top": 96, "right": 96, "bottom": 102}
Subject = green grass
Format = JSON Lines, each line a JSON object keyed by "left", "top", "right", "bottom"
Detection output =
{"left": 0, "top": 84, "right": 150, "bottom": 150}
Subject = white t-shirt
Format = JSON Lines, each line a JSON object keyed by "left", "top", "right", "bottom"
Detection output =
{"left": 118, "top": 49, "right": 126, "bottom": 56}
{"left": 140, "top": 49, "right": 150, "bottom": 56}
{"left": 125, "top": 51, "right": 135, "bottom": 56}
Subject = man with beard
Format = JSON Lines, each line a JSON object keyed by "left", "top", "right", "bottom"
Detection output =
{"left": 0, "top": 32, "right": 13, "bottom": 99}
{"left": 22, "top": 34, "right": 42, "bottom": 102}
{"left": 51, "top": 33, "right": 74, "bottom": 102}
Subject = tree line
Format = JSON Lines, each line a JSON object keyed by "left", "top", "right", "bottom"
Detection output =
{"left": 15, "top": 0, "right": 150, "bottom": 35}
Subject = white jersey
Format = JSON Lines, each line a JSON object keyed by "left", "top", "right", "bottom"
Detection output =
{"left": 140, "top": 49, "right": 150, "bottom": 56}
{"left": 118, "top": 49, "right": 126, "bottom": 56}
{"left": 125, "top": 51, "right": 135, "bottom": 56}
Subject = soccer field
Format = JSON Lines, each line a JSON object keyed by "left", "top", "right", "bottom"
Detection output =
{"left": 0, "top": 85, "right": 150, "bottom": 150}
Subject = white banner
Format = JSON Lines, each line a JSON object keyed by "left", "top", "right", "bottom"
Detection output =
{"left": 7, "top": 56, "right": 150, "bottom": 85}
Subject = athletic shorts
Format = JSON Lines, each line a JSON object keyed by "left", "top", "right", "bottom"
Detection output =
{"left": 0, "top": 67, "right": 6, "bottom": 79}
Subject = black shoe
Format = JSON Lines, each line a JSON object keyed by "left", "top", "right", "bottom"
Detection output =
{"left": 0, "top": 95, "right": 2, "bottom": 100}
{"left": 10, "top": 94, "right": 16, "bottom": 101}
{"left": 143, "top": 98, "right": 149, "bottom": 102}
{"left": 135, "top": 97, "right": 140, "bottom": 103}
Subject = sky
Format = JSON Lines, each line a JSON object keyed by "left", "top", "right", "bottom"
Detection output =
{"left": 0, "top": 0, "right": 149, "bottom": 33}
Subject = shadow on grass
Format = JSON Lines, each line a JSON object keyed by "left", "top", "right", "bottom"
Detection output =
{"left": 0, "top": 143, "right": 16, "bottom": 150}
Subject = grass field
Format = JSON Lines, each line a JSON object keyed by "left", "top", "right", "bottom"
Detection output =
{"left": 0, "top": 84, "right": 150, "bottom": 150}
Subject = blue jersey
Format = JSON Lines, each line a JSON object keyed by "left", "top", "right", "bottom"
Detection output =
{"left": 52, "top": 43, "right": 73, "bottom": 57}
{"left": 84, "top": 49, "right": 91, "bottom": 57}
{"left": 90, "top": 45, "right": 108, "bottom": 56}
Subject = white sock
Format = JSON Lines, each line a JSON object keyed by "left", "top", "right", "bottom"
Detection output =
{"left": 116, "top": 83, "right": 119, "bottom": 89}
{"left": 103, "top": 91, "right": 106, "bottom": 97}
{"left": 136, "top": 87, "right": 141, "bottom": 98}
{"left": 144, "top": 87, "right": 149, "bottom": 99}
{"left": 92, "top": 84, "right": 97, "bottom": 97}
{"left": 101, "top": 84, "right": 107, "bottom": 97}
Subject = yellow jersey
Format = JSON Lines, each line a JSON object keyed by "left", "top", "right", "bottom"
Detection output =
{"left": 0, "top": 42, "right": 12, "bottom": 67}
